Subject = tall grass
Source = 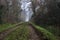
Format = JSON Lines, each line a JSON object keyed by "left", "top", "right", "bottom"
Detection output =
{"left": 0, "top": 24, "right": 13, "bottom": 32}
{"left": 4, "top": 23, "right": 29, "bottom": 40}
{"left": 30, "top": 22, "right": 58, "bottom": 40}
{"left": 0, "top": 22, "right": 24, "bottom": 32}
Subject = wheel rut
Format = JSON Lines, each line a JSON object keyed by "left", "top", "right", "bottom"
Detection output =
{"left": 0, "top": 23, "right": 45, "bottom": 40}
{"left": 28, "top": 25, "right": 43, "bottom": 40}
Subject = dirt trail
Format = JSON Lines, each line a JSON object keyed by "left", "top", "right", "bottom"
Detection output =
{"left": 28, "top": 25, "right": 43, "bottom": 40}
{"left": 0, "top": 22, "right": 23, "bottom": 40}
{"left": 0, "top": 26, "right": 20, "bottom": 40}
{"left": 0, "top": 23, "right": 45, "bottom": 40}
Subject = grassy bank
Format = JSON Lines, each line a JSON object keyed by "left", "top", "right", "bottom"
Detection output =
{"left": 30, "top": 22, "right": 58, "bottom": 40}
{"left": 1, "top": 22, "right": 58, "bottom": 40}
{"left": 0, "top": 24, "right": 13, "bottom": 32}
{"left": 4, "top": 23, "right": 29, "bottom": 40}
{"left": 0, "top": 22, "right": 24, "bottom": 32}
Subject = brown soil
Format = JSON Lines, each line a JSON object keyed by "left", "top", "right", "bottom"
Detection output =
{"left": 0, "top": 22, "right": 23, "bottom": 40}
{"left": 0, "top": 23, "right": 46, "bottom": 40}
{"left": 28, "top": 25, "right": 43, "bottom": 40}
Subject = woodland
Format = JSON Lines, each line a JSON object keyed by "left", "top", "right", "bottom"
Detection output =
{"left": 0, "top": 0, "right": 60, "bottom": 40}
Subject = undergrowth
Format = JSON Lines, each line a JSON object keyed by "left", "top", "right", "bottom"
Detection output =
{"left": 0, "top": 24, "right": 13, "bottom": 32}
{"left": 30, "top": 22, "right": 58, "bottom": 40}
{"left": 4, "top": 23, "right": 29, "bottom": 40}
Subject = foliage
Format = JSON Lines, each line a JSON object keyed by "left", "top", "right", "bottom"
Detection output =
{"left": 33, "top": 0, "right": 60, "bottom": 26}
{"left": 0, "top": 22, "right": 24, "bottom": 32}
{"left": 46, "top": 26, "right": 60, "bottom": 36}
{"left": 4, "top": 23, "right": 29, "bottom": 40}
{"left": 0, "top": 22, "right": 58, "bottom": 40}
{"left": 0, "top": 23, "right": 13, "bottom": 32}
{"left": 30, "top": 22, "right": 58, "bottom": 40}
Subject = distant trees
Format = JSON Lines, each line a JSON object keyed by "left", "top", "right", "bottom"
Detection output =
{"left": 0, "top": 0, "right": 10, "bottom": 23}
{"left": 0, "top": 0, "right": 21, "bottom": 23}
{"left": 7, "top": 0, "right": 19, "bottom": 23}
{"left": 33, "top": 0, "right": 60, "bottom": 26}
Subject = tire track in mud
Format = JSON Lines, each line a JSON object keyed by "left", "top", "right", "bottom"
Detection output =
{"left": 28, "top": 24, "right": 44, "bottom": 40}
{"left": 0, "top": 22, "right": 46, "bottom": 40}
{"left": 0, "top": 26, "right": 21, "bottom": 40}
{"left": 0, "top": 22, "right": 23, "bottom": 40}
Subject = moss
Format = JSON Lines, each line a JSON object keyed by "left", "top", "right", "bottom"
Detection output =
{"left": 4, "top": 23, "right": 29, "bottom": 40}
{"left": 0, "top": 24, "right": 13, "bottom": 32}
{"left": 30, "top": 22, "right": 58, "bottom": 40}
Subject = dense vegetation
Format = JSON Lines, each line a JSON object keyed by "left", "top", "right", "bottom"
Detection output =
{"left": 4, "top": 23, "right": 29, "bottom": 40}
{"left": 0, "top": 0, "right": 60, "bottom": 40}
{"left": 0, "top": 24, "right": 13, "bottom": 32}
{"left": 30, "top": 22, "right": 57, "bottom": 40}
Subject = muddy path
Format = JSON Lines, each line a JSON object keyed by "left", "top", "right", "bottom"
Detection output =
{"left": 28, "top": 26, "right": 42, "bottom": 40}
{"left": 0, "top": 26, "right": 21, "bottom": 40}
{"left": 0, "top": 22, "right": 23, "bottom": 40}
{"left": 0, "top": 23, "right": 46, "bottom": 40}
{"left": 28, "top": 24, "right": 45, "bottom": 40}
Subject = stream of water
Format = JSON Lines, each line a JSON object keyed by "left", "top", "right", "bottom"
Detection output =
{"left": 20, "top": 0, "right": 33, "bottom": 22}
